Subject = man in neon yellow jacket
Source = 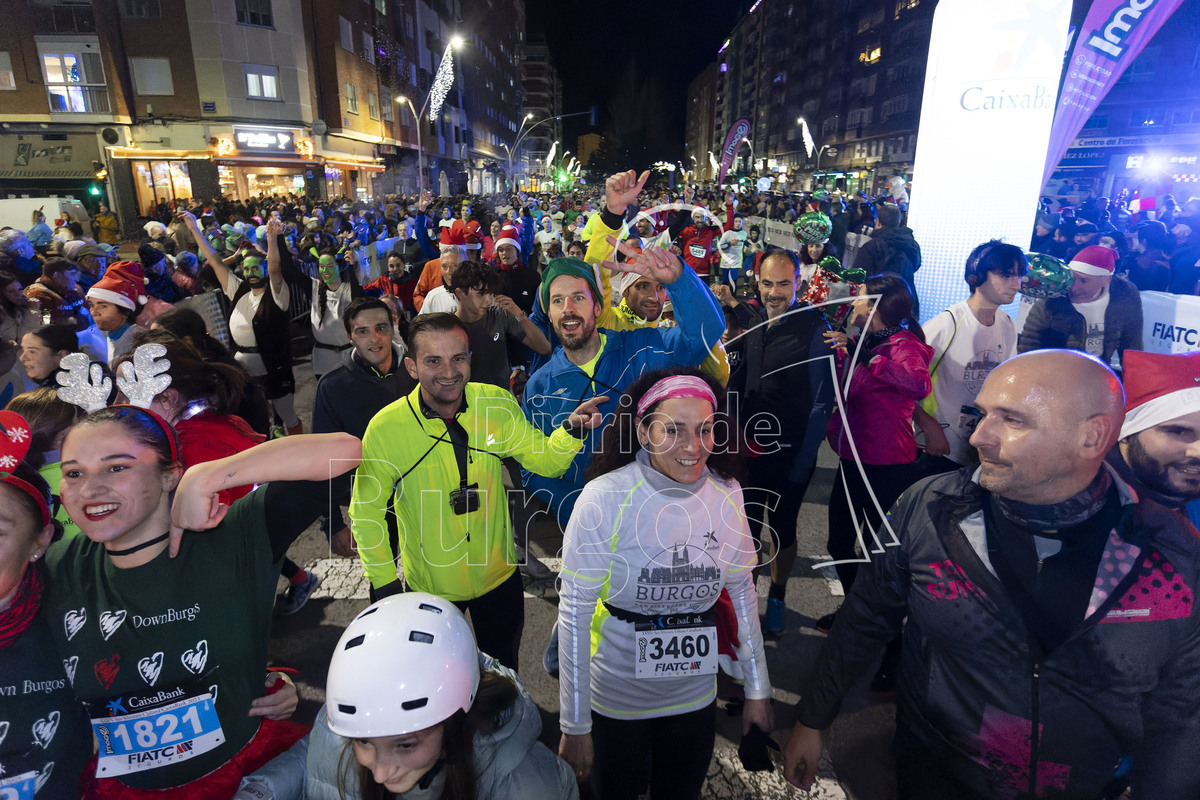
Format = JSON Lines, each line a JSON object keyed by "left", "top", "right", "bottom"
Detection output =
{"left": 350, "top": 312, "right": 606, "bottom": 669}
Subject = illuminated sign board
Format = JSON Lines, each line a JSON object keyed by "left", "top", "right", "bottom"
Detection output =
{"left": 908, "top": 0, "right": 1069, "bottom": 323}
{"left": 233, "top": 127, "right": 295, "bottom": 153}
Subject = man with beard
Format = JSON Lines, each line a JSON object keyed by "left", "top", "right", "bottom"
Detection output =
{"left": 349, "top": 312, "right": 606, "bottom": 668}
{"left": 520, "top": 170, "right": 726, "bottom": 526}
{"left": 722, "top": 249, "right": 834, "bottom": 635}
{"left": 184, "top": 212, "right": 303, "bottom": 435}
{"left": 1108, "top": 349, "right": 1200, "bottom": 513}
{"left": 784, "top": 350, "right": 1200, "bottom": 798}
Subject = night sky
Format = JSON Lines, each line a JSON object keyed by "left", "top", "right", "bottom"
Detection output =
{"left": 525, "top": 0, "right": 747, "bottom": 167}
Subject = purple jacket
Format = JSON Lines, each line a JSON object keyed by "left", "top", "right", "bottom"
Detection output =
{"left": 827, "top": 329, "right": 933, "bottom": 465}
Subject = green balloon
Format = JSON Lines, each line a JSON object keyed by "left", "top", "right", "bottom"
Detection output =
{"left": 794, "top": 212, "right": 833, "bottom": 245}
{"left": 1022, "top": 252, "right": 1074, "bottom": 298}
{"left": 818, "top": 255, "right": 843, "bottom": 276}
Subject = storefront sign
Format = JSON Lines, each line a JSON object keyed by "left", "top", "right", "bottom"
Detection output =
{"left": 0, "top": 134, "right": 100, "bottom": 179}
{"left": 908, "top": 0, "right": 1070, "bottom": 323}
{"left": 233, "top": 127, "right": 295, "bottom": 153}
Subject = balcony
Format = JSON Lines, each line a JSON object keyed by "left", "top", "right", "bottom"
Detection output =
{"left": 47, "top": 84, "right": 110, "bottom": 114}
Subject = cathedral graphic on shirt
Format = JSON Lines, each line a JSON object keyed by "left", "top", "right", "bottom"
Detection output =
{"left": 634, "top": 543, "right": 722, "bottom": 614}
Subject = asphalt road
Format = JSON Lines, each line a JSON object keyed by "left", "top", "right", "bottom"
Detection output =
{"left": 267, "top": 357, "right": 897, "bottom": 799}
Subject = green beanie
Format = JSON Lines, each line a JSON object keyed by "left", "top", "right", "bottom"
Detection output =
{"left": 540, "top": 257, "right": 601, "bottom": 310}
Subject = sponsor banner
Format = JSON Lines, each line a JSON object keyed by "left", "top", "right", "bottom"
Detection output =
{"left": 1140, "top": 290, "right": 1200, "bottom": 355}
{"left": 717, "top": 119, "right": 751, "bottom": 185}
{"left": 908, "top": 0, "right": 1070, "bottom": 323}
{"left": 1042, "top": 0, "right": 1185, "bottom": 188}
{"left": 742, "top": 216, "right": 800, "bottom": 251}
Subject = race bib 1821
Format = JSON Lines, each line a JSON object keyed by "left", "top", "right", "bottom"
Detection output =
{"left": 0, "top": 771, "right": 37, "bottom": 800}
{"left": 633, "top": 613, "right": 718, "bottom": 680}
{"left": 90, "top": 693, "right": 224, "bottom": 777}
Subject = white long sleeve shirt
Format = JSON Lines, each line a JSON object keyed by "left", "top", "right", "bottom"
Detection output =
{"left": 558, "top": 450, "right": 770, "bottom": 734}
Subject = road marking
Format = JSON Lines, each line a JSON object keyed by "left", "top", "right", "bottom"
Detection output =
{"left": 807, "top": 555, "right": 844, "bottom": 597}
{"left": 705, "top": 740, "right": 846, "bottom": 799}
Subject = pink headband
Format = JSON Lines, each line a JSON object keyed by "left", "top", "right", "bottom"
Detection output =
{"left": 636, "top": 376, "right": 718, "bottom": 418}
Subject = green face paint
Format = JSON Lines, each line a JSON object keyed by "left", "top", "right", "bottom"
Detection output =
{"left": 242, "top": 256, "right": 265, "bottom": 280}
{"left": 318, "top": 255, "right": 340, "bottom": 283}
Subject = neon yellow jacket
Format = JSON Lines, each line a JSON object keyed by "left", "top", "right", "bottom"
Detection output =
{"left": 350, "top": 382, "right": 583, "bottom": 599}
{"left": 584, "top": 213, "right": 730, "bottom": 386}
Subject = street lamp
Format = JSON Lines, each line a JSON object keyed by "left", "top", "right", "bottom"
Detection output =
{"left": 395, "top": 37, "right": 463, "bottom": 192}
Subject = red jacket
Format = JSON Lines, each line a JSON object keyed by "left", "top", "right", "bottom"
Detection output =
{"left": 827, "top": 330, "right": 933, "bottom": 465}
{"left": 175, "top": 412, "right": 266, "bottom": 505}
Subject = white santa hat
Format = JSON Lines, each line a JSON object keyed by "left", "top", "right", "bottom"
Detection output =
{"left": 1120, "top": 349, "right": 1200, "bottom": 440}
{"left": 494, "top": 223, "right": 521, "bottom": 252}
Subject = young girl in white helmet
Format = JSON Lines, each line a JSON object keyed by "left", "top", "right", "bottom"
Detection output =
{"left": 303, "top": 592, "right": 578, "bottom": 799}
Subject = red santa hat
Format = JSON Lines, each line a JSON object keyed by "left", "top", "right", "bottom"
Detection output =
{"left": 1067, "top": 245, "right": 1117, "bottom": 277}
{"left": 86, "top": 260, "right": 147, "bottom": 311}
{"left": 439, "top": 223, "right": 466, "bottom": 248}
{"left": 462, "top": 219, "right": 483, "bottom": 251}
{"left": 1120, "top": 349, "right": 1200, "bottom": 440}
{"left": 494, "top": 223, "right": 521, "bottom": 252}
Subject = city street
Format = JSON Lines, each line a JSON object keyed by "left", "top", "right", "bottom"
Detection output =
{"left": 268, "top": 356, "right": 897, "bottom": 799}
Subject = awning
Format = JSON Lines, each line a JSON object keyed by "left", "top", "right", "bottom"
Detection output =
{"left": 323, "top": 159, "right": 385, "bottom": 173}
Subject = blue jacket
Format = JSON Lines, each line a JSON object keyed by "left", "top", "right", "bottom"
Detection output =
{"left": 521, "top": 265, "right": 725, "bottom": 524}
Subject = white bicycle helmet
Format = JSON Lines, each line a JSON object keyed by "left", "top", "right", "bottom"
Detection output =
{"left": 325, "top": 592, "right": 481, "bottom": 738}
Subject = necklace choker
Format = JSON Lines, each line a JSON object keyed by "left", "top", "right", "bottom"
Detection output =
{"left": 107, "top": 532, "right": 170, "bottom": 558}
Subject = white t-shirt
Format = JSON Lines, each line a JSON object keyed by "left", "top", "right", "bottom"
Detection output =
{"left": 418, "top": 285, "right": 459, "bottom": 314}
{"left": 535, "top": 229, "right": 560, "bottom": 264}
{"left": 718, "top": 229, "right": 745, "bottom": 270}
{"left": 1073, "top": 289, "right": 1110, "bottom": 358}
{"left": 222, "top": 272, "right": 290, "bottom": 377}
{"left": 310, "top": 278, "right": 354, "bottom": 376}
{"left": 923, "top": 300, "right": 1017, "bottom": 465}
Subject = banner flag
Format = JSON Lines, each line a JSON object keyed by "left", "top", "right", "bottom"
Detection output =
{"left": 1041, "top": 0, "right": 1185, "bottom": 188}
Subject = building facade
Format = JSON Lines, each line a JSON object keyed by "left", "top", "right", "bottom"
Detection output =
{"left": 519, "top": 30, "right": 562, "bottom": 189}
{"left": 684, "top": 62, "right": 719, "bottom": 181}
{"left": 0, "top": 0, "right": 524, "bottom": 235}
{"left": 692, "top": 0, "right": 932, "bottom": 196}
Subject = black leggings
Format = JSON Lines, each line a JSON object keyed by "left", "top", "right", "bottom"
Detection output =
{"left": 591, "top": 702, "right": 717, "bottom": 800}
{"left": 453, "top": 569, "right": 524, "bottom": 671}
{"left": 827, "top": 458, "right": 924, "bottom": 591}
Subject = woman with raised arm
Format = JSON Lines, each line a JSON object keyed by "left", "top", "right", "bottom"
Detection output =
{"left": 42, "top": 398, "right": 360, "bottom": 796}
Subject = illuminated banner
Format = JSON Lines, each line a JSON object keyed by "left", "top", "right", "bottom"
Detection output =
{"left": 717, "top": 118, "right": 750, "bottom": 185}
{"left": 1042, "top": 0, "right": 1184, "bottom": 188}
{"left": 233, "top": 127, "right": 295, "bottom": 153}
{"left": 908, "top": 0, "right": 1069, "bottom": 323}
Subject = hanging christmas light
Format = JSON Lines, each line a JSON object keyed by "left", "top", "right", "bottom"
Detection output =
{"left": 428, "top": 45, "right": 455, "bottom": 119}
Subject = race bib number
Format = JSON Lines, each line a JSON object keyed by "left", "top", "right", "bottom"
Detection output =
{"left": 90, "top": 693, "right": 223, "bottom": 777}
{"left": 688, "top": 243, "right": 708, "bottom": 259}
{"left": 633, "top": 613, "right": 717, "bottom": 680}
{"left": 0, "top": 772, "right": 36, "bottom": 800}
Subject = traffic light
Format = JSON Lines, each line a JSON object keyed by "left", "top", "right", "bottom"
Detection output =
{"left": 89, "top": 185, "right": 101, "bottom": 195}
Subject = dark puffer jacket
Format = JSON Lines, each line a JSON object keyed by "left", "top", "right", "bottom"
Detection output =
{"left": 796, "top": 467, "right": 1200, "bottom": 799}
{"left": 1017, "top": 275, "right": 1142, "bottom": 366}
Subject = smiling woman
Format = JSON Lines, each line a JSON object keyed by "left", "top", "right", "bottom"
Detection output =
{"left": 42, "top": 406, "right": 362, "bottom": 796}
{"left": 557, "top": 366, "right": 772, "bottom": 800}
{"left": 0, "top": 446, "right": 93, "bottom": 799}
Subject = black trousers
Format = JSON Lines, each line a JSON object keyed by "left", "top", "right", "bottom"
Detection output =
{"left": 453, "top": 569, "right": 524, "bottom": 671}
{"left": 590, "top": 701, "right": 717, "bottom": 800}
{"left": 827, "top": 458, "right": 924, "bottom": 591}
